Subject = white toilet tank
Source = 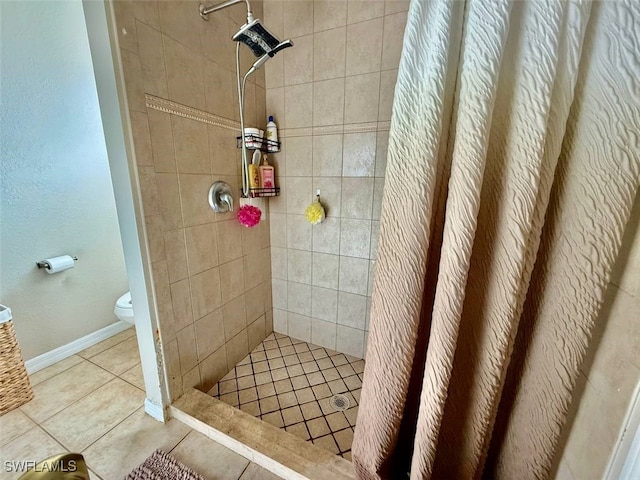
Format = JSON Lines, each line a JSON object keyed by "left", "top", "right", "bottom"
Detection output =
{"left": 114, "top": 292, "right": 134, "bottom": 324}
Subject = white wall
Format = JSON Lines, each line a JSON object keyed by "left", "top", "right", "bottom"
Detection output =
{"left": 0, "top": 0, "right": 129, "bottom": 360}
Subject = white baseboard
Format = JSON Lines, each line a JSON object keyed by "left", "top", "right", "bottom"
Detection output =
{"left": 24, "top": 321, "right": 132, "bottom": 374}
{"left": 144, "top": 398, "right": 166, "bottom": 422}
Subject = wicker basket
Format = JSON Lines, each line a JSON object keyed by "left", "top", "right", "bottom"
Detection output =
{"left": 0, "top": 307, "right": 33, "bottom": 416}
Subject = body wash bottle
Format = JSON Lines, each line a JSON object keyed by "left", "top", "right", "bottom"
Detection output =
{"left": 259, "top": 155, "right": 275, "bottom": 189}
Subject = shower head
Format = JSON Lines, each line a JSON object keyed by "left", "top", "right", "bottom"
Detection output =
{"left": 245, "top": 40, "right": 294, "bottom": 76}
{"left": 232, "top": 19, "right": 293, "bottom": 58}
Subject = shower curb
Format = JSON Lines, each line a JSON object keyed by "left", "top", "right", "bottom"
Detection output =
{"left": 171, "top": 388, "right": 355, "bottom": 480}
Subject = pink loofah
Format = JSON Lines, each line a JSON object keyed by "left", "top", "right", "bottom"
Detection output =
{"left": 237, "top": 204, "right": 261, "bottom": 228}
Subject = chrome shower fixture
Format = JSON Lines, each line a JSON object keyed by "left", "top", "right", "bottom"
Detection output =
{"left": 200, "top": 0, "right": 253, "bottom": 23}
{"left": 246, "top": 39, "right": 294, "bottom": 75}
{"left": 233, "top": 19, "right": 282, "bottom": 57}
{"left": 200, "top": 1, "right": 293, "bottom": 59}
{"left": 199, "top": 0, "right": 294, "bottom": 198}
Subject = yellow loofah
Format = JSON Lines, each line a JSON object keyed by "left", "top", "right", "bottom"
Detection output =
{"left": 305, "top": 197, "right": 325, "bottom": 225}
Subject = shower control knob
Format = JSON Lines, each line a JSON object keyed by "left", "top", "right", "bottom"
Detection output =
{"left": 208, "top": 181, "right": 234, "bottom": 213}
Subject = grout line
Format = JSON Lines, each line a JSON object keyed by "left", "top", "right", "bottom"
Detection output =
{"left": 77, "top": 404, "right": 144, "bottom": 456}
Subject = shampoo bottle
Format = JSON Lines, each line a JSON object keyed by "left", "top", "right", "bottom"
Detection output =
{"left": 266, "top": 115, "right": 278, "bottom": 152}
{"left": 249, "top": 150, "right": 261, "bottom": 189}
{"left": 259, "top": 155, "right": 275, "bottom": 189}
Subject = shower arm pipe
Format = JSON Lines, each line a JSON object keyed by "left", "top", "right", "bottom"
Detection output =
{"left": 199, "top": 0, "right": 254, "bottom": 22}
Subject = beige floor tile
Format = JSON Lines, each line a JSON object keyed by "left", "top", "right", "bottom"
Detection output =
{"left": 352, "top": 388, "right": 361, "bottom": 403}
{"left": 295, "top": 387, "right": 315, "bottom": 404}
{"left": 273, "top": 378, "right": 293, "bottom": 394}
{"left": 120, "top": 363, "right": 145, "bottom": 390}
{"left": 285, "top": 422, "right": 310, "bottom": 441}
{"left": 344, "top": 406, "right": 358, "bottom": 426}
{"left": 236, "top": 374, "right": 256, "bottom": 390}
{"left": 312, "top": 383, "right": 332, "bottom": 399}
{"left": 351, "top": 360, "right": 365, "bottom": 374}
{"left": 312, "top": 349, "right": 328, "bottom": 361}
{"left": 220, "top": 392, "right": 239, "bottom": 407}
{"left": 238, "top": 387, "right": 258, "bottom": 404}
{"left": 77, "top": 328, "right": 135, "bottom": 359}
{"left": 89, "top": 337, "right": 140, "bottom": 375}
{"left": 280, "top": 346, "right": 296, "bottom": 357}
{"left": 271, "top": 367, "right": 289, "bottom": 381}
{"left": 316, "top": 357, "right": 333, "bottom": 370}
{"left": 256, "top": 383, "right": 276, "bottom": 398}
{"left": 313, "top": 434, "right": 339, "bottom": 455}
{"left": 291, "top": 375, "right": 309, "bottom": 390}
{"left": 326, "top": 412, "right": 350, "bottom": 432}
{"left": 240, "top": 401, "right": 260, "bottom": 416}
{"left": 41, "top": 378, "right": 144, "bottom": 451}
{"left": 29, "top": 355, "right": 83, "bottom": 386}
{"left": 170, "top": 431, "right": 249, "bottom": 480}
{"left": 330, "top": 354, "right": 349, "bottom": 367}
{"left": 82, "top": 408, "right": 190, "bottom": 479}
{"left": 277, "top": 392, "right": 298, "bottom": 409}
{"left": 286, "top": 364, "right": 304, "bottom": 377}
{"left": 307, "top": 372, "right": 325, "bottom": 386}
{"left": 88, "top": 469, "right": 103, "bottom": 480}
{"left": 253, "top": 361, "right": 269, "bottom": 373}
{"left": 321, "top": 367, "right": 341, "bottom": 382}
{"left": 337, "top": 364, "right": 356, "bottom": 378}
{"left": 334, "top": 428, "right": 354, "bottom": 452}
{"left": 268, "top": 358, "right": 285, "bottom": 370}
{"left": 307, "top": 417, "right": 330, "bottom": 439}
{"left": 298, "top": 352, "right": 314, "bottom": 363}
{"left": 300, "top": 401, "right": 322, "bottom": 420}
{"left": 344, "top": 374, "right": 362, "bottom": 390}
{"left": 236, "top": 364, "right": 253, "bottom": 377}
{"left": 219, "top": 379, "right": 238, "bottom": 395}
{"left": 318, "top": 397, "right": 334, "bottom": 415}
{"left": 239, "top": 462, "right": 282, "bottom": 479}
{"left": 301, "top": 361, "right": 319, "bottom": 373}
{"left": 0, "top": 410, "right": 36, "bottom": 448}
{"left": 259, "top": 396, "right": 279, "bottom": 414}
{"left": 21, "top": 361, "right": 114, "bottom": 423}
{"left": 282, "top": 406, "right": 303, "bottom": 426}
{"left": 261, "top": 411, "right": 284, "bottom": 428}
{"left": 328, "top": 378, "right": 348, "bottom": 394}
{"left": 0, "top": 427, "right": 67, "bottom": 480}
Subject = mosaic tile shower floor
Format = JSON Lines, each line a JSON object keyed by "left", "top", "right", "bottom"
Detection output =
{"left": 208, "top": 333, "right": 364, "bottom": 460}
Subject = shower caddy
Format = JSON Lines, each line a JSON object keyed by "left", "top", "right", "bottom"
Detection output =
{"left": 200, "top": 0, "right": 291, "bottom": 200}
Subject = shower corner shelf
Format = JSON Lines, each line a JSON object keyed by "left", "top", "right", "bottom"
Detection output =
{"left": 236, "top": 135, "right": 281, "bottom": 153}
{"left": 247, "top": 186, "right": 280, "bottom": 198}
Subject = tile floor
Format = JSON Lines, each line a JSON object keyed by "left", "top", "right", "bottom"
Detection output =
{"left": 0, "top": 327, "right": 281, "bottom": 480}
{"left": 209, "top": 333, "right": 364, "bottom": 460}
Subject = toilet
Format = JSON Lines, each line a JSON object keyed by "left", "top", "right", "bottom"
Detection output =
{"left": 114, "top": 292, "right": 134, "bottom": 324}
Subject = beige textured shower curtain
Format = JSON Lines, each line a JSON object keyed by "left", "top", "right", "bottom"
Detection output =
{"left": 352, "top": 0, "right": 640, "bottom": 479}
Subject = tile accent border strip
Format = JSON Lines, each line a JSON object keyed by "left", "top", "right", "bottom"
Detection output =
{"left": 281, "top": 121, "right": 391, "bottom": 138}
{"left": 145, "top": 94, "right": 392, "bottom": 138}
{"left": 145, "top": 94, "right": 240, "bottom": 132}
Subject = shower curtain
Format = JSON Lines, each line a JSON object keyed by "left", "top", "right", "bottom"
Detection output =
{"left": 352, "top": 0, "right": 639, "bottom": 479}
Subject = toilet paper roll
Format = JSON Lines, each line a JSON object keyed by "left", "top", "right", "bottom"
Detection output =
{"left": 44, "top": 255, "right": 75, "bottom": 274}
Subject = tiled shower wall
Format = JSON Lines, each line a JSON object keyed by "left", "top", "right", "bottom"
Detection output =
{"left": 113, "top": 0, "right": 273, "bottom": 400}
{"left": 263, "top": 0, "right": 409, "bottom": 357}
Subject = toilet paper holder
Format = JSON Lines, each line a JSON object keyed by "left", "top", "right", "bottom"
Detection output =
{"left": 36, "top": 256, "right": 78, "bottom": 269}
